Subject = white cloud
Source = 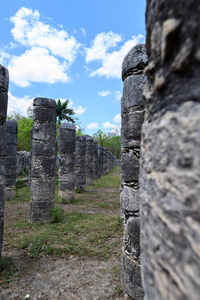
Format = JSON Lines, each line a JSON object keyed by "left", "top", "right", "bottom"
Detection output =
{"left": 60, "top": 98, "right": 86, "bottom": 116}
{"left": 8, "top": 47, "right": 69, "bottom": 87}
{"left": 113, "top": 114, "right": 121, "bottom": 123}
{"left": 98, "top": 90, "right": 111, "bottom": 97}
{"left": 87, "top": 122, "right": 99, "bottom": 129}
{"left": 10, "top": 7, "right": 80, "bottom": 64}
{"left": 8, "top": 92, "right": 34, "bottom": 116}
{"left": 73, "top": 105, "right": 86, "bottom": 115}
{"left": 114, "top": 91, "right": 122, "bottom": 101}
{"left": 81, "top": 28, "right": 86, "bottom": 36}
{"left": 102, "top": 121, "right": 117, "bottom": 129}
{"left": 85, "top": 32, "right": 144, "bottom": 78}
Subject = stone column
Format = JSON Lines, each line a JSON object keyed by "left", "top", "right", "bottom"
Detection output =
{"left": 0, "top": 64, "right": 9, "bottom": 261}
{"left": 140, "top": 1, "right": 200, "bottom": 300}
{"left": 97, "top": 144, "right": 103, "bottom": 178}
{"left": 75, "top": 136, "right": 86, "bottom": 191}
{"left": 85, "top": 137, "right": 93, "bottom": 185}
{"left": 120, "top": 44, "right": 147, "bottom": 300}
{"left": 92, "top": 139, "right": 99, "bottom": 180}
{"left": 58, "top": 123, "right": 76, "bottom": 202}
{"left": 102, "top": 148, "right": 107, "bottom": 176}
{"left": 5, "top": 121, "right": 18, "bottom": 199}
{"left": 30, "top": 98, "right": 56, "bottom": 223}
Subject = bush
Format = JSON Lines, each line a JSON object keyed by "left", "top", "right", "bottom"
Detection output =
{"left": 50, "top": 207, "right": 65, "bottom": 223}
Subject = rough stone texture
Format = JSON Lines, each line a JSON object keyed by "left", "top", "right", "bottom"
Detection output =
{"left": 75, "top": 136, "right": 86, "bottom": 191}
{"left": 85, "top": 137, "right": 93, "bottom": 185}
{"left": 121, "top": 44, "right": 147, "bottom": 300}
{"left": 140, "top": 1, "right": 200, "bottom": 300}
{"left": 5, "top": 121, "right": 18, "bottom": 199}
{"left": 58, "top": 123, "right": 76, "bottom": 202}
{"left": 0, "top": 64, "right": 8, "bottom": 261}
{"left": 92, "top": 139, "right": 99, "bottom": 180}
{"left": 30, "top": 98, "right": 56, "bottom": 223}
{"left": 16, "top": 151, "right": 30, "bottom": 175}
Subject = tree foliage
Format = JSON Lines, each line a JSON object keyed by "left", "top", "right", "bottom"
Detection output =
{"left": 7, "top": 110, "right": 33, "bottom": 151}
{"left": 56, "top": 99, "right": 75, "bottom": 125}
{"left": 93, "top": 130, "right": 121, "bottom": 159}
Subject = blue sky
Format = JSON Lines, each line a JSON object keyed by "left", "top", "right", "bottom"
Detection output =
{"left": 1, "top": 0, "right": 146, "bottom": 135}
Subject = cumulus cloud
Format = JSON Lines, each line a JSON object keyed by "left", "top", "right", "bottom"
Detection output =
{"left": 85, "top": 32, "right": 144, "bottom": 78}
{"left": 113, "top": 114, "right": 121, "bottom": 123}
{"left": 8, "top": 92, "right": 34, "bottom": 116}
{"left": 61, "top": 98, "right": 86, "bottom": 116}
{"left": 114, "top": 91, "right": 122, "bottom": 101}
{"left": 102, "top": 121, "right": 117, "bottom": 129}
{"left": 8, "top": 47, "right": 69, "bottom": 87}
{"left": 98, "top": 90, "right": 111, "bottom": 97}
{"left": 10, "top": 7, "right": 80, "bottom": 64}
{"left": 87, "top": 122, "right": 99, "bottom": 129}
{"left": 81, "top": 28, "right": 86, "bottom": 36}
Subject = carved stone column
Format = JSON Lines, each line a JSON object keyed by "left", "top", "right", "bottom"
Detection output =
{"left": 85, "top": 137, "right": 93, "bottom": 185}
{"left": 58, "top": 123, "right": 76, "bottom": 202}
{"left": 140, "top": 1, "right": 200, "bottom": 299}
{"left": 120, "top": 44, "right": 147, "bottom": 300}
{"left": 30, "top": 98, "right": 56, "bottom": 223}
{"left": 0, "top": 64, "right": 9, "bottom": 261}
{"left": 5, "top": 121, "right": 18, "bottom": 199}
{"left": 75, "top": 136, "right": 86, "bottom": 191}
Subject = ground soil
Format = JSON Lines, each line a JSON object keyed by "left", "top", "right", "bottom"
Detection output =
{"left": 0, "top": 168, "right": 130, "bottom": 300}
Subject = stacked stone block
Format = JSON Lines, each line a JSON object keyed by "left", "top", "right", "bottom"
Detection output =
{"left": 120, "top": 44, "right": 147, "bottom": 300}
{"left": 97, "top": 144, "right": 103, "bottom": 178}
{"left": 0, "top": 64, "right": 9, "bottom": 261}
{"left": 92, "top": 139, "right": 99, "bottom": 180}
{"left": 17, "top": 151, "right": 30, "bottom": 175}
{"left": 30, "top": 98, "right": 57, "bottom": 223}
{"left": 58, "top": 123, "right": 76, "bottom": 202}
{"left": 75, "top": 136, "right": 86, "bottom": 191}
{"left": 5, "top": 121, "right": 18, "bottom": 199}
{"left": 140, "top": 1, "right": 200, "bottom": 299}
{"left": 85, "top": 137, "right": 93, "bottom": 185}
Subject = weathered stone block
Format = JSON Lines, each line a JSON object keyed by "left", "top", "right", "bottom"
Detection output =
{"left": 121, "top": 184, "right": 139, "bottom": 214}
{"left": 29, "top": 200, "right": 54, "bottom": 223}
{"left": 32, "top": 140, "right": 56, "bottom": 156}
{"left": 0, "top": 65, "right": 9, "bottom": 91}
{"left": 121, "top": 248, "right": 144, "bottom": 300}
{"left": 121, "top": 75, "right": 146, "bottom": 114}
{"left": 0, "top": 92, "right": 8, "bottom": 120}
{"left": 121, "top": 152, "right": 139, "bottom": 182}
{"left": 32, "top": 123, "right": 56, "bottom": 141}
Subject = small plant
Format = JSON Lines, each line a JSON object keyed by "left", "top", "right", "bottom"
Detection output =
{"left": 50, "top": 206, "right": 65, "bottom": 223}
{"left": 0, "top": 257, "right": 20, "bottom": 287}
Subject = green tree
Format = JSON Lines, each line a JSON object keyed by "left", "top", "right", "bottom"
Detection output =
{"left": 56, "top": 99, "right": 75, "bottom": 125}
{"left": 93, "top": 130, "right": 121, "bottom": 159}
{"left": 8, "top": 110, "right": 33, "bottom": 151}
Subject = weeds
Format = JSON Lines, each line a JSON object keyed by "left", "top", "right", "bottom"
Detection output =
{"left": 50, "top": 207, "right": 65, "bottom": 223}
{"left": 0, "top": 257, "right": 20, "bottom": 288}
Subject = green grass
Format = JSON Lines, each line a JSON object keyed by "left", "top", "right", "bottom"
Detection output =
{"left": 4, "top": 167, "right": 122, "bottom": 260}
{"left": 91, "top": 166, "right": 120, "bottom": 189}
{"left": 5, "top": 212, "right": 122, "bottom": 259}
{"left": 0, "top": 257, "right": 21, "bottom": 288}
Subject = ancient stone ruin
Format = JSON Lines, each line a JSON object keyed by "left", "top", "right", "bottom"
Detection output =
{"left": 29, "top": 98, "right": 57, "bottom": 223}
{"left": 75, "top": 136, "right": 87, "bottom": 191}
{"left": 139, "top": 0, "right": 200, "bottom": 299}
{"left": 5, "top": 121, "right": 18, "bottom": 199}
{"left": 85, "top": 137, "right": 93, "bottom": 186}
{"left": 0, "top": 64, "right": 9, "bottom": 261}
{"left": 58, "top": 123, "right": 76, "bottom": 202}
{"left": 120, "top": 44, "right": 147, "bottom": 300}
{"left": 120, "top": 0, "right": 200, "bottom": 299}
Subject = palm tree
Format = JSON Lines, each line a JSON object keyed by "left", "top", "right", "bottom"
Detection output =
{"left": 56, "top": 99, "right": 75, "bottom": 125}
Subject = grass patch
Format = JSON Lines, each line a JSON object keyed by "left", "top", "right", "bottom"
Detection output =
{"left": 91, "top": 166, "right": 120, "bottom": 189}
{"left": 0, "top": 257, "right": 20, "bottom": 288}
{"left": 5, "top": 212, "right": 122, "bottom": 259}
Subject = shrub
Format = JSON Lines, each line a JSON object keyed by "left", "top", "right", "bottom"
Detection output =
{"left": 50, "top": 207, "right": 65, "bottom": 223}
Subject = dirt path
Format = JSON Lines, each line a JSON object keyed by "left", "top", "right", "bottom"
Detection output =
{"left": 0, "top": 168, "right": 130, "bottom": 300}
